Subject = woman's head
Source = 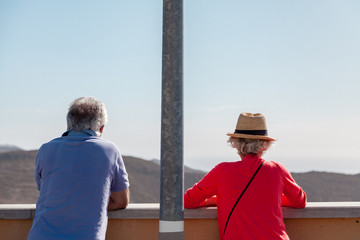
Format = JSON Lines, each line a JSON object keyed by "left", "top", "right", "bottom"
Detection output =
{"left": 227, "top": 112, "right": 275, "bottom": 141}
{"left": 66, "top": 96, "right": 108, "bottom": 136}
{"left": 227, "top": 112, "right": 275, "bottom": 157}
{"left": 228, "top": 137, "right": 272, "bottom": 157}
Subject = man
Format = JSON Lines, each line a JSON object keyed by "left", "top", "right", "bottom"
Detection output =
{"left": 27, "top": 96, "right": 130, "bottom": 240}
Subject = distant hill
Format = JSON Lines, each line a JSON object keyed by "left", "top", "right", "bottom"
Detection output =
{"left": 0, "top": 150, "right": 205, "bottom": 204}
{"left": 0, "top": 150, "right": 39, "bottom": 203}
{"left": 0, "top": 144, "right": 23, "bottom": 153}
{"left": 122, "top": 156, "right": 205, "bottom": 203}
{"left": 1, "top": 150, "right": 360, "bottom": 203}
{"left": 292, "top": 171, "right": 360, "bottom": 201}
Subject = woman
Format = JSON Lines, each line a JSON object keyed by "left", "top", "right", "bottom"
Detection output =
{"left": 184, "top": 113, "right": 306, "bottom": 240}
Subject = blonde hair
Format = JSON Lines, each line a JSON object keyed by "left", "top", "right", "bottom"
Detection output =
{"left": 228, "top": 137, "right": 272, "bottom": 156}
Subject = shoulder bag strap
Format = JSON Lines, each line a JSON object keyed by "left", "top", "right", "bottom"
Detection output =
{"left": 223, "top": 162, "right": 264, "bottom": 235}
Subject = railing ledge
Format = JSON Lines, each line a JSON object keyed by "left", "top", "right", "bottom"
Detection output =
{"left": 1, "top": 202, "right": 360, "bottom": 220}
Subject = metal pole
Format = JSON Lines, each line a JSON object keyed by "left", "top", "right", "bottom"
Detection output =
{"left": 159, "top": 0, "right": 184, "bottom": 239}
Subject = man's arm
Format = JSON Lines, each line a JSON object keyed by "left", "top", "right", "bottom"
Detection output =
{"left": 108, "top": 188, "right": 130, "bottom": 211}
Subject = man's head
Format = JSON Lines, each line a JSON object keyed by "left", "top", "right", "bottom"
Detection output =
{"left": 66, "top": 96, "right": 108, "bottom": 136}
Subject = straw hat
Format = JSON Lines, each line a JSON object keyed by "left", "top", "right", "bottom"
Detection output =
{"left": 227, "top": 113, "right": 275, "bottom": 141}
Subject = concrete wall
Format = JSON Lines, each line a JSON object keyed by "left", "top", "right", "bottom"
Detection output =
{"left": 1, "top": 203, "right": 360, "bottom": 240}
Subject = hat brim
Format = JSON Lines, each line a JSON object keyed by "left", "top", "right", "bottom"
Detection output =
{"left": 227, "top": 132, "right": 275, "bottom": 141}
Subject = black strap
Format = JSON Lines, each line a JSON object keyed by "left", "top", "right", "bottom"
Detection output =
{"left": 223, "top": 162, "right": 264, "bottom": 235}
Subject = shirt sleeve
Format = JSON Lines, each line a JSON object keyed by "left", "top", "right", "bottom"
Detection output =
{"left": 34, "top": 146, "right": 44, "bottom": 191}
{"left": 279, "top": 163, "right": 307, "bottom": 208}
{"left": 111, "top": 152, "right": 130, "bottom": 192}
{"left": 184, "top": 164, "right": 220, "bottom": 209}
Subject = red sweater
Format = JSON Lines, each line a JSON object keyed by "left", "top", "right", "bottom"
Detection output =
{"left": 184, "top": 154, "right": 306, "bottom": 240}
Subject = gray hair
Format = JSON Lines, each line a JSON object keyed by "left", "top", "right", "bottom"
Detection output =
{"left": 228, "top": 137, "right": 272, "bottom": 156}
{"left": 66, "top": 96, "right": 108, "bottom": 136}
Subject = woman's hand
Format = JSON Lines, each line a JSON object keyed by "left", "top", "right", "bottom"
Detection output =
{"left": 204, "top": 196, "right": 217, "bottom": 206}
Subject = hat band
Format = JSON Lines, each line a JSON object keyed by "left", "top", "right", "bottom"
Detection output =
{"left": 234, "top": 129, "right": 268, "bottom": 136}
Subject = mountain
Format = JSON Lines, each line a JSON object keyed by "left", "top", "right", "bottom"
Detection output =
{"left": 292, "top": 171, "right": 360, "bottom": 201}
{"left": 0, "top": 150, "right": 206, "bottom": 204}
{"left": 1, "top": 150, "right": 360, "bottom": 203}
{"left": 0, "top": 144, "right": 23, "bottom": 153}
{"left": 0, "top": 150, "right": 39, "bottom": 203}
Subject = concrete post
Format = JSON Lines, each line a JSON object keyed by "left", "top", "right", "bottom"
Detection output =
{"left": 159, "top": 0, "right": 184, "bottom": 239}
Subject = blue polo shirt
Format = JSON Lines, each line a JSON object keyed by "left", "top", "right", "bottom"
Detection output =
{"left": 27, "top": 130, "right": 129, "bottom": 240}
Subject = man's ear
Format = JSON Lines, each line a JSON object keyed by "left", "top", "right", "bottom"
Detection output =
{"left": 100, "top": 125, "right": 105, "bottom": 133}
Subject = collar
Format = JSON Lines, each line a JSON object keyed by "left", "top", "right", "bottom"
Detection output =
{"left": 241, "top": 154, "right": 264, "bottom": 163}
{"left": 62, "top": 129, "right": 97, "bottom": 137}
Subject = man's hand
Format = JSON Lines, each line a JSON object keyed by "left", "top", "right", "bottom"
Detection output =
{"left": 108, "top": 188, "right": 130, "bottom": 211}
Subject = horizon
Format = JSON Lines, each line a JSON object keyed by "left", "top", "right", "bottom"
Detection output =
{"left": 1, "top": 1, "right": 360, "bottom": 175}
{"left": 1, "top": 144, "right": 359, "bottom": 175}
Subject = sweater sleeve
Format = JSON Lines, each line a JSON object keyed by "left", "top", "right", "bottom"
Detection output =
{"left": 184, "top": 164, "right": 220, "bottom": 209}
{"left": 279, "top": 163, "right": 307, "bottom": 208}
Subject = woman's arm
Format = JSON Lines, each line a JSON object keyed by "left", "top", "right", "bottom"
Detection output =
{"left": 280, "top": 163, "right": 307, "bottom": 208}
{"left": 184, "top": 165, "right": 220, "bottom": 208}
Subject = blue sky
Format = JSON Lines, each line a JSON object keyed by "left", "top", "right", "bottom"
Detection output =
{"left": 1, "top": 1, "right": 360, "bottom": 173}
